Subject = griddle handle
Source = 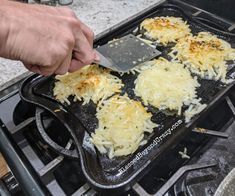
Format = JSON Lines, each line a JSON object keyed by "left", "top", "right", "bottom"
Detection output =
{"left": 192, "top": 16, "right": 235, "bottom": 37}
{"left": 193, "top": 16, "right": 226, "bottom": 31}
{"left": 35, "top": 108, "right": 79, "bottom": 159}
{"left": 0, "top": 119, "right": 51, "bottom": 196}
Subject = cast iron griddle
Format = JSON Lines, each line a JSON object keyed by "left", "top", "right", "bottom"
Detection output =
{"left": 20, "top": 4, "right": 235, "bottom": 193}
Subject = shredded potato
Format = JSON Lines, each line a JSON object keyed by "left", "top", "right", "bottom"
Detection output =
{"left": 184, "top": 103, "right": 206, "bottom": 123}
{"left": 134, "top": 58, "right": 206, "bottom": 121}
{"left": 91, "top": 95, "right": 157, "bottom": 158}
{"left": 169, "top": 32, "right": 235, "bottom": 82}
{"left": 140, "top": 16, "right": 191, "bottom": 45}
{"left": 53, "top": 65, "right": 123, "bottom": 105}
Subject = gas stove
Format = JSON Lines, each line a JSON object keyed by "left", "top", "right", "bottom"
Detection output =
{"left": 182, "top": 0, "right": 235, "bottom": 22}
{"left": 1, "top": 0, "right": 235, "bottom": 195}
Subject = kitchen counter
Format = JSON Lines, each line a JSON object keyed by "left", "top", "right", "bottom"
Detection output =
{"left": 0, "top": 0, "right": 161, "bottom": 91}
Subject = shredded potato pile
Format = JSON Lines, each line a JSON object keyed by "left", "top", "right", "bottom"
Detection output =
{"left": 134, "top": 58, "right": 206, "bottom": 121}
{"left": 140, "top": 16, "right": 191, "bottom": 45}
{"left": 169, "top": 32, "right": 235, "bottom": 82}
{"left": 91, "top": 95, "right": 157, "bottom": 158}
{"left": 53, "top": 65, "right": 123, "bottom": 105}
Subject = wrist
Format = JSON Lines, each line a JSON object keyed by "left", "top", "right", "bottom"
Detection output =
{"left": 0, "top": 2, "right": 13, "bottom": 58}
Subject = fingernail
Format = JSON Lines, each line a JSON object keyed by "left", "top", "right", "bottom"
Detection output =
{"left": 94, "top": 52, "right": 100, "bottom": 62}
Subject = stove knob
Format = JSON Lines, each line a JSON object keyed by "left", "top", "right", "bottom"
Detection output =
{"left": 0, "top": 179, "right": 10, "bottom": 196}
{"left": 1, "top": 172, "right": 22, "bottom": 195}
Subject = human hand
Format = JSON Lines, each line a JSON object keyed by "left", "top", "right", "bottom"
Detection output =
{"left": 0, "top": 1, "right": 99, "bottom": 75}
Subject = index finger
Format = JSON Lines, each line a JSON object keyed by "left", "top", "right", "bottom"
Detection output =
{"left": 73, "top": 30, "right": 95, "bottom": 65}
{"left": 80, "top": 22, "right": 95, "bottom": 48}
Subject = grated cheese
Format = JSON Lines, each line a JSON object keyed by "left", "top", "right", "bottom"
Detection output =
{"left": 91, "top": 95, "right": 157, "bottom": 158}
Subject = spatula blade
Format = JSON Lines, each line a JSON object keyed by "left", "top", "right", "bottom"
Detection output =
{"left": 95, "top": 51, "right": 121, "bottom": 72}
{"left": 96, "top": 34, "right": 161, "bottom": 72}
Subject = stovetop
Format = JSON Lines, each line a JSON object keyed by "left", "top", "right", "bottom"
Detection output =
{"left": 1, "top": 0, "right": 235, "bottom": 195}
{"left": 181, "top": 0, "right": 235, "bottom": 22}
{"left": 1, "top": 80, "right": 235, "bottom": 196}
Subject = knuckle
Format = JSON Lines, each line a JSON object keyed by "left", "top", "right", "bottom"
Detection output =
{"left": 45, "top": 48, "right": 59, "bottom": 66}
{"left": 67, "top": 18, "right": 81, "bottom": 29}
{"left": 43, "top": 48, "right": 68, "bottom": 68}
{"left": 44, "top": 54, "right": 58, "bottom": 67}
{"left": 81, "top": 56, "right": 94, "bottom": 65}
{"left": 82, "top": 25, "right": 94, "bottom": 40}
{"left": 50, "top": 47, "right": 67, "bottom": 63}
{"left": 39, "top": 67, "right": 53, "bottom": 76}
{"left": 44, "top": 58, "right": 54, "bottom": 67}
{"left": 64, "top": 35, "right": 75, "bottom": 47}
{"left": 55, "top": 70, "right": 67, "bottom": 75}
{"left": 43, "top": 71, "right": 53, "bottom": 76}
{"left": 60, "top": 7, "right": 76, "bottom": 18}
{"left": 68, "top": 10, "right": 76, "bottom": 18}
{"left": 89, "top": 30, "right": 95, "bottom": 40}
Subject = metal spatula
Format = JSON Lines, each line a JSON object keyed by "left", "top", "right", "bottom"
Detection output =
{"left": 95, "top": 34, "right": 161, "bottom": 72}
